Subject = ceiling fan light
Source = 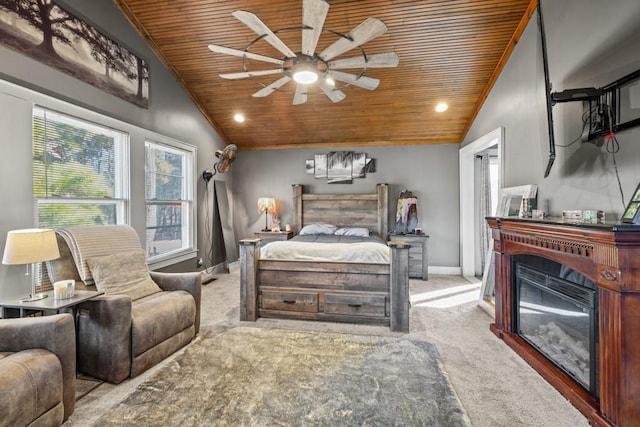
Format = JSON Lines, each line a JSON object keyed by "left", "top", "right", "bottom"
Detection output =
{"left": 293, "top": 70, "right": 318, "bottom": 84}
{"left": 292, "top": 60, "right": 318, "bottom": 84}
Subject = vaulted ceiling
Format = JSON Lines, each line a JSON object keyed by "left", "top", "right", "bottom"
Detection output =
{"left": 114, "top": 0, "right": 536, "bottom": 151}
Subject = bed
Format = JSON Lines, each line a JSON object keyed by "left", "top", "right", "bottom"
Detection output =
{"left": 239, "top": 183, "right": 410, "bottom": 332}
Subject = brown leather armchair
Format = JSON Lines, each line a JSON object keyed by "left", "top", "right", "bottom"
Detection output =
{"left": 0, "top": 313, "right": 76, "bottom": 426}
{"left": 46, "top": 225, "right": 202, "bottom": 384}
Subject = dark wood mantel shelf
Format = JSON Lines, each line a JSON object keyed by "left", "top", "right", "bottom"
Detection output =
{"left": 487, "top": 217, "right": 640, "bottom": 427}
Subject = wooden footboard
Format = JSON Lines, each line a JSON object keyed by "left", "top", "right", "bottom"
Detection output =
{"left": 239, "top": 239, "right": 410, "bottom": 332}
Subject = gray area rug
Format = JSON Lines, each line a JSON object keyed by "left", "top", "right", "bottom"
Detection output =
{"left": 95, "top": 326, "right": 469, "bottom": 426}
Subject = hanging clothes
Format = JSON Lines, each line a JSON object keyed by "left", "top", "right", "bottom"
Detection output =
{"left": 395, "top": 190, "right": 419, "bottom": 234}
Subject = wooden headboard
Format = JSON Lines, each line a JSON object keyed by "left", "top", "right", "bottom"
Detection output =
{"left": 291, "top": 184, "right": 389, "bottom": 238}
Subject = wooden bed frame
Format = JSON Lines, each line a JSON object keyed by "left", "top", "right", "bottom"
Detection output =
{"left": 239, "top": 183, "right": 410, "bottom": 332}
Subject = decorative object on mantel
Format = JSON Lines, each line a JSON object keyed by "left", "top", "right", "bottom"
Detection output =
{"left": 305, "top": 151, "right": 375, "bottom": 184}
{"left": 561, "top": 209, "right": 605, "bottom": 224}
{"left": 621, "top": 181, "right": 640, "bottom": 224}
{"left": 257, "top": 197, "right": 276, "bottom": 231}
{"left": 496, "top": 185, "right": 538, "bottom": 218}
{"left": 0, "top": 2, "right": 149, "bottom": 108}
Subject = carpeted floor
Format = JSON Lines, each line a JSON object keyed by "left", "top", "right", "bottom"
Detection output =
{"left": 66, "top": 269, "right": 589, "bottom": 426}
{"left": 94, "top": 326, "right": 470, "bottom": 426}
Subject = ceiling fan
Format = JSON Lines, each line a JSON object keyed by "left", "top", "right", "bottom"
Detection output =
{"left": 207, "top": 0, "right": 399, "bottom": 105}
{"left": 202, "top": 144, "right": 238, "bottom": 182}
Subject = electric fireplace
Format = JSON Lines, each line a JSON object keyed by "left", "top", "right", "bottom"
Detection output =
{"left": 487, "top": 217, "right": 640, "bottom": 427}
{"left": 513, "top": 256, "right": 598, "bottom": 397}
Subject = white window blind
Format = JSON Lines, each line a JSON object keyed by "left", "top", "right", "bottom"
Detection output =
{"left": 145, "top": 140, "right": 194, "bottom": 261}
{"left": 32, "top": 106, "right": 129, "bottom": 228}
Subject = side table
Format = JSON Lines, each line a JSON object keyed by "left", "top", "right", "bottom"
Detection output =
{"left": 388, "top": 232, "right": 429, "bottom": 280}
{"left": 0, "top": 289, "right": 104, "bottom": 319}
{"left": 254, "top": 230, "right": 294, "bottom": 244}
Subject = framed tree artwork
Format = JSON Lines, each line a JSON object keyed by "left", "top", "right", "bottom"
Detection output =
{"left": 0, "top": 2, "right": 149, "bottom": 108}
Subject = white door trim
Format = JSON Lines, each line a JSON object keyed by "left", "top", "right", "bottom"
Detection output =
{"left": 459, "top": 127, "right": 504, "bottom": 278}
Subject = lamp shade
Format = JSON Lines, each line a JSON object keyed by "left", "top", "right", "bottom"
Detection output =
{"left": 2, "top": 228, "right": 60, "bottom": 265}
{"left": 257, "top": 197, "right": 276, "bottom": 214}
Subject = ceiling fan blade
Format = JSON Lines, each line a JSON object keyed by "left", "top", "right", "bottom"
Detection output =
{"left": 208, "top": 44, "right": 284, "bottom": 65}
{"left": 293, "top": 84, "right": 308, "bottom": 105}
{"left": 220, "top": 69, "right": 283, "bottom": 80}
{"left": 317, "top": 78, "right": 346, "bottom": 103}
{"left": 329, "top": 52, "right": 399, "bottom": 70}
{"left": 328, "top": 71, "right": 379, "bottom": 90}
{"left": 319, "top": 17, "right": 388, "bottom": 61}
{"left": 253, "top": 76, "right": 292, "bottom": 97}
{"left": 233, "top": 10, "right": 297, "bottom": 58}
{"left": 302, "top": 0, "right": 329, "bottom": 56}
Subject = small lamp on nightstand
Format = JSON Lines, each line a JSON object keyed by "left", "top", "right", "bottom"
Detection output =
{"left": 2, "top": 228, "right": 60, "bottom": 302}
{"left": 257, "top": 197, "right": 276, "bottom": 232}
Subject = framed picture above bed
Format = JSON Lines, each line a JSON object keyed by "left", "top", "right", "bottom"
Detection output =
{"left": 306, "top": 151, "right": 375, "bottom": 183}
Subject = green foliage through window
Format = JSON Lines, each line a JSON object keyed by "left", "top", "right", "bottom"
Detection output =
{"left": 33, "top": 107, "right": 128, "bottom": 228}
{"left": 145, "top": 141, "right": 193, "bottom": 259}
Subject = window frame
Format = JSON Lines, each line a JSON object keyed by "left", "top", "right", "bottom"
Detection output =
{"left": 32, "top": 106, "right": 131, "bottom": 228}
{"left": 3, "top": 76, "right": 198, "bottom": 272}
{"left": 144, "top": 137, "right": 197, "bottom": 269}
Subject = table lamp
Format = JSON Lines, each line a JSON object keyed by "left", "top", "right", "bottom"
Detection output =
{"left": 2, "top": 228, "right": 60, "bottom": 302}
{"left": 257, "top": 197, "right": 276, "bottom": 231}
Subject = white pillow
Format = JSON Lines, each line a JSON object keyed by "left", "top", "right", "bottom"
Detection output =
{"left": 335, "top": 227, "right": 370, "bottom": 237}
{"left": 299, "top": 223, "right": 337, "bottom": 235}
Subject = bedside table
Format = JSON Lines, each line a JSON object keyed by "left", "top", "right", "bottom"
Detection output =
{"left": 388, "top": 232, "right": 429, "bottom": 280}
{"left": 0, "top": 289, "right": 105, "bottom": 318}
{"left": 254, "top": 230, "right": 293, "bottom": 244}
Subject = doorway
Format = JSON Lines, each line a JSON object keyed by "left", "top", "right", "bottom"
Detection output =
{"left": 459, "top": 127, "right": 504, "bottom": 314}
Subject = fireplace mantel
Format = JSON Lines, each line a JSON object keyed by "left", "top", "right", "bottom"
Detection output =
{"left": 487, "top": 217, "right": 640, "bottom": 427}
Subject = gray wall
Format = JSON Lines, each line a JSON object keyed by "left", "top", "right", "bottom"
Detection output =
{"left": 0, "top": 0, "right": 227, "bottom": 298}
{"left": 230, "top": 144, "right": 461, "bottom": 268}
{"left": 464, "top": 0, "right": 640, "bottom": 219}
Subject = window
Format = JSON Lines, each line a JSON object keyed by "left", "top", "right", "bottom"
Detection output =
{"left": 33, "top": 107, "right": 129, "bottom": 228}
{"left": 145, "top": 140, "right": 195, "bottom": 261}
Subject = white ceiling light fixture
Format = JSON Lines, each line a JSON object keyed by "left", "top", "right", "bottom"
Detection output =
{"left": 292, "top": 60, "right": 318, "bottom": 84}
{"left": 435, "top": 103, "right": 448, "bottom": 112}
{"left": 207, "top": 0, "right": 399, "bottom": 105}
{"left": 233, "top": 113, "right": 245, "bottom": 123}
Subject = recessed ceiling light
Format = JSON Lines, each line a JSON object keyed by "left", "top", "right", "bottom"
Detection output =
{"left": 233, "top": 113, "right": 245, "bottom": 123}
{"left": 435, "top": 103, "right": 448, "bottom": 113}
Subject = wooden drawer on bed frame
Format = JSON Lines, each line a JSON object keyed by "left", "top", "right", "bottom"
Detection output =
{"left": 261, "top": 290, "right": 318, "bottom": 313}
{"left": 259, "top": 287, "right": 388, "bottom": 320}
{"left": 323, "top": 293, "right": 387, "bottom": 317}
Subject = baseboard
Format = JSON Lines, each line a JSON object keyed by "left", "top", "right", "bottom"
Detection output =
{"left": 428, "top": 266, "right": 462, "bottom": 275}
{"left": 228, "top": 260, "right": 240, "bottom": 273}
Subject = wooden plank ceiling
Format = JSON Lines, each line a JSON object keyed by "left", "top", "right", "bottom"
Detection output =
{"left": 114, "top": 0, "right": 536, "bottom": 151}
